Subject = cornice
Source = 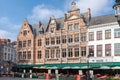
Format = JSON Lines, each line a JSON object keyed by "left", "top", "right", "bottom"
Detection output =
{"left": 88, "top": 22, "right": 118, "bottom": 29}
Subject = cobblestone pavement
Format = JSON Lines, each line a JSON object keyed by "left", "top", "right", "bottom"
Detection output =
{"left": 0, "top": 77, "right": 55, "bottom": 80}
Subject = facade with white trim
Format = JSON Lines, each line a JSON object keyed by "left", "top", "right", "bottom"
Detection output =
{"left": 88, "top": 15, "right": 120, "bottom": 63}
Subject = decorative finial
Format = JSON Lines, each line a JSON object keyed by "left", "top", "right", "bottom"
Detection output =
{"left": 24, "top": 18, "right": 28, "bottom": 23}
{"left": 71, "top": 1, "right": 76, "bottom": 10}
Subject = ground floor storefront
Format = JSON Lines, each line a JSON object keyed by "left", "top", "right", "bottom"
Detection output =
{"left": 11, "top": 62, "right": 120, "bottom": 80}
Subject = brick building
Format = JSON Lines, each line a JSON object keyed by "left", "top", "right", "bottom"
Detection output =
{"left": 16, "top": 2, "right": 120, "bottom": 76}
{"left": 17, "top": 2, "right": 89, "bottom": 65}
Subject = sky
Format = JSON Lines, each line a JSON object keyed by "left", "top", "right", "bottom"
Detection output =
{"left": 0, "top": 0, "right": 115, "bottom": 41}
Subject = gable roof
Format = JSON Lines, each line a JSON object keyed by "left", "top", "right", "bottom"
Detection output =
{"left": 89, "top": 14, "right": 117, "bottom": 26}
{"left": 27, "top": 14, "right": 117, "bottom": 37}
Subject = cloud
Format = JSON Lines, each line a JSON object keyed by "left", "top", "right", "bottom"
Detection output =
{"left": 65, "top": 0, "right": 114, "bottom": 16}
{"left": 0, "top": 17, "right": 20, "bottom": 30}
{"left": 28, "top": 4, "right": 64, "bottom": 23}
{"left": 0, "top": 29, "right": 17, "bottom": 41}
{"left": 28, "top": 0, "right": 114, "bottom": 23}
{"left": 0, "top": 17, "right": 20, "bottom": 41}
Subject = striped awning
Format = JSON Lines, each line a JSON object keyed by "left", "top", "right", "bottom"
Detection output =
{"left": 14, "top": 62, "right": 120, "bottom": 69}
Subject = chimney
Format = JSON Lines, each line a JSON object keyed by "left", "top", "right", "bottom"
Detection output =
{"left": 38, "top": 21, "right": 42, "bottom": 28}
{"left": 64, "top": 13, "right": 67, "bottom": 21}
{"left": 88, "top": 8, "right": 91, "bottom": 21}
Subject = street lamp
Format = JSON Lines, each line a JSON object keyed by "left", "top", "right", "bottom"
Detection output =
{"left": 113, "top": 0, "right": 120, "bottom": 26}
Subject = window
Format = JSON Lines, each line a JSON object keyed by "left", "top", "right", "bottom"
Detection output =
{"left": 23, "top": 40, "right": 26, "bottom": 47}
{"left": 5, "top": 48, "right": 7, "bottom": 51}
{"left": 97, "top": 45, "right": 102, "bottom": 57}
{"left": 28, "top": 40, "right": 31, "bottom": 46}
{"left": 68, "top": 35, "right": 73, "bottom": 43}
{"left": 105, "top": 30, "right": 111, "bottom": 39}
{"left": 74, "top": 23, "right": 79, "bottom": 30}
{"left": 23, "top": 51, "right": 26, "bottom": 59}
{"left": 18, "top": 41, "right": 22, "bottom": 48}
{"left": 28, "top": 51, "right": 31, "bottom": 59}
{"left": 81, "top": 47, "right": 86, "bottom": 56}
{"left": 114, "top": 43, "right": 120, "bottom": 56}
{"left": 75, "top": 48, "right": 79, "bottom": 57}
{"left": 4, "top": 53, "right": 6, "bottom": 60}
{"left": 56, "top": 37, "right": 60, "bottom": 44}
{"left": 81, "top": 33, "right": 86, "bottom": 42}
{"left": 62, "top": 49, "right": 66, "bottom": 58}
{"left": 68, "top": 24, "right": 72, "bottom": 31}
{"left": 68, "top": 48, "right": 73, "bottom": 57}
{"left": 18, "top": 52, "right": 22, "bottom": 60}
{"left": 62, "top": 36, "right": 66, "bottom": 43}
{"left": 51, "top": 37, "right": 55, "bottom": 45}
{"left": 56, "top": 49, "right": 60, "bottom": 58}
{"left": 74, "top": 34, "right": 79, "bottom": 42}
{"left": 46, "top": 38, "right": 49, "bottom": 45}
{"left": 105, "top": 44, "right": 111, "bottom": 56}
{"left": 23, "top": 30, "right": 27, "bottom": 36}
{"left": 114, "top": 28, "right": 120, "bottom": 38}
{"left": 45, "top": 50, "right": 49, "bottom": 58}
{"left": 89, "top": 45, "right": 94, "bottom": 57}
{"left": 8, "top": 49, "right": 10, "bottom": 52}
{"left": 89, "top": 32, "right": 94, "bottom": 41}
{"left": 51, "top": 49, "right": 54, "bottom": 58}
{"left": 97, "top": 31, "right": 102, "bottom": 40}
{"left": 8, "top": 54, "right": 10, "bottom": 60}
{"left": 38, "top": 39, "right": 42, "bottom": 46}
{"left": 38, "top": 51, "right": 41, "bottom": 59}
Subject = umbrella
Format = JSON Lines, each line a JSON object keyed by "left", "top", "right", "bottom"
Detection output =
{"left": 96, "top": 73, "right": 101, "bottom": 77}
{"left": 99, "top": 75, "right": 108, "bottom": 79}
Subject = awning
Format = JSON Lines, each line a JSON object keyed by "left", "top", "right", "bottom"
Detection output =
{"left": 33, "top": 67, "right": 39, "bottom": 69}
{"left": 111, "top": 66, "right": 120, "bottom": 69}
{"left": 80, "top": 66, "right": 89, "bottom": 69}
{"left": 99, "top": 66, "right": 110, "bottom": 69}
{"left": 14, "top": 62, "right": 120, "bottom": 69}
{"left": 49, "top": 66, "right": 58, "bottom": 69}
{"left": 71, "top": 66, "right": 80, "bottom": 69}
{"left": 39, "top": 66, "right": 49, "bottom": 69}
{"left": 63, "top": 66, "right": 71, "bottom": 69}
